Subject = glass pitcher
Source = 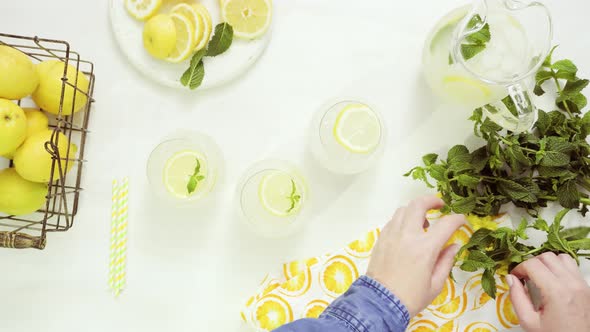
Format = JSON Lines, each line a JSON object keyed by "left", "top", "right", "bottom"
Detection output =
{"left": 422, "top": 0, "right": 552, "bottom": 133}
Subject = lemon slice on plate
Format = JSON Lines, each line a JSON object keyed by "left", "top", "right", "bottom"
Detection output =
{"left": 166, "top": 13, "right": 196, "bottom": 63}
{"left": 193, "top": 4, "right": 213, "bottom": 51}
{"left": 222, "top": 0, "right": 272, "bottom": 39}
{"left": 259, "top": 171, "right": 301, "bottom": 217}
{"left": 125, "top": 0, "right": 162, "bottom": 21}
{"left": 164, "top": 150, "right": 207, "bottom": 199}
{"left": 333, "top": 103, "right": 382, "bottom": 154}
{"left": 170, "top": 3, "right": 205, "bottom": 50}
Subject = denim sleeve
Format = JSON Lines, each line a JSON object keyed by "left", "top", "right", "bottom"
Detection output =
{"left": 274, "top": 275, "right": 410, "bottom": 332}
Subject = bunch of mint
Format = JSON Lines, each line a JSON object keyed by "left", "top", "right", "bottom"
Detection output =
{"left": 406, "top": 47, "right": 590, "bottom": 217}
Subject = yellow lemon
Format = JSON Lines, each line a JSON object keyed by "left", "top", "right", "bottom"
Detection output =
{"left": 222, "top": 0, "right": 272, "bottom": 39}
{"left": 259, "top": 170, "right": 303, "bottom": 217}
{"left": 166, "top": 13, "right": 196, "bottom": 63}
{"left": 334, "top": 103, "right": 382, "bottom": 154}
{"left": 193, "top": 4, "right": 213, "bottom": 51}
{"left": 23, "top": 108, "right": 49, "bottom": 138}
{"left": 170, "top": 3, "right": 205, "bottom": 50}
{"left": 125, "top": 0, "right": 162, "bottom": 21}
{"left": 143, "top": 14, "right": 177, "bottom": 59}
{"left": 0, "top": 99, "right": 26, "bottom": 156}
{"left": 33, "top": 60, "right": 90, "bottom": 115}
{"left": 14, "top": 130, "right": 77, "bottom": 183}
{"left": 0, "top": 168, "right": 48, "bottom": 216}
{"left": 0, "top": 45, "right": 39, "bottom": 100}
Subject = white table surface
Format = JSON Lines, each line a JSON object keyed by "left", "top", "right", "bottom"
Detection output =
{"left": 1, "top": 0, "right": 589, "bottom": 331}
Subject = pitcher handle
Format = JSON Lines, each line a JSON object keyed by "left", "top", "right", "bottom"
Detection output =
{"left": 505, "top": 81, "right": 537, "bottom": 133}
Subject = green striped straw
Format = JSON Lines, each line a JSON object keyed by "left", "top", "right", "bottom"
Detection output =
{"left": 114, "top": 177, "right": 129, "bottom": 296}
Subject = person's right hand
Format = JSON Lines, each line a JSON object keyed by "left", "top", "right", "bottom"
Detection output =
{"left": 507, "top": 252, "right": 590, "bottom": 332}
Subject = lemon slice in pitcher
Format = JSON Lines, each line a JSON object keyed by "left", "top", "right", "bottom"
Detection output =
{"left": 165, "top": 13, "right": 196, "bottom": 63}
{"left": 333, "top": 103, "right": 382, "bottom": 154}
{"left": 442, "top": 75, "right": 492, "bottom": 103}
{"left": 259, "top": 171, "right": 301, "bottom": 217}
{"left": 222, "top": 0, "right": 272, "bottom": 39}
{"left": 164, "top": 150, "right": 207, "bottom": 198}
{"left": 125, "top": 0, "right": 162, "bottom": 21}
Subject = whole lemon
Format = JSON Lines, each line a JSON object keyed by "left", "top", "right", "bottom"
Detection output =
{"left": 23, "top": 108, "right": 49, "bottom": 138}
{"left": 0, "top": 45, "right": 39, "bottom": 100}
{"left": 0, "top": 99, "right": 27, "bottom": 156}
{"left": 0, "top": 168, "right": 48, "bottom": 216}
{"left": 32, "top": 60, "right": 90, "bottom": 115}
{"left": 143, "top": 14, "right": 177, "bottom": 59}
{"left": 14, "top": 129, "right": 77, "bottom": 183}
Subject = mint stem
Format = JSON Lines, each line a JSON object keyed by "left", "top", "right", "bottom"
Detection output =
{"left": 551, "top": 71, "right": 574, "bottom": 118}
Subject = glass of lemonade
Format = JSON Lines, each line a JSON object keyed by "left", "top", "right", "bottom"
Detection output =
{"left": 238, "top": 160, "right": 308, "bottom": 238}
{"left": 147, "top": 131, "right": 223, "bottom": 206}
{"left": 310, "top": 100, "right": 385, "bottom": 175}
{"left": 422, "top": 1, "right": 552, "bottom": 133}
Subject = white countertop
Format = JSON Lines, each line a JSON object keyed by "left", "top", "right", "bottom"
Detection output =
{"left": 1, "top": 0, "right": 589, "bottom": 331}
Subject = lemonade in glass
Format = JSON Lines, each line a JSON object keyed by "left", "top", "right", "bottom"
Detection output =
{"left": 310, "top": 100, "right": 385, "bottom": 174}
{"left": 147, "top": 131, "right": 223, "bottom": 205}
{"left": 238, "top": 160, "right": 308, "bottom": 238}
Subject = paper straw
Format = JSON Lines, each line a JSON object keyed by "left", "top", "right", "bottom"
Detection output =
{"left": 114, "top": 177, "right": 129, "bottom": 296}
{"left": 108, "top": 180, "right": 120, "bottom": 290}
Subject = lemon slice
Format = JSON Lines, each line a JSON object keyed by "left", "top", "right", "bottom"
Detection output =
{"left": 333, "top": 103, "right": 382, "bottom": 154}
{"left": 125, "top": 0, "right": 162, "bottom": 21}
{"left": 259, "top": 171, "right": 301, "bottom": 217}
{"left": 442, "top": 75, "right": 492, "bottom": 101}
{"left": 165, "top": 13, "right": 196, "bottom": 63}
{"left": 222, "top": 0, "right": 272, "bottom": 39}
{"left": 163, "top": 150, "right": 207, "bottom": 199}
{"left": 170, "top": 3, "right": 204, "bottom": 50}
{"left": 193, "top": 4, "right": 213, "bottom": 51}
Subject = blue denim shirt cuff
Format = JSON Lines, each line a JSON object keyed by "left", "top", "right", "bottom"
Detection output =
{"left": 320, "top": 275, "right": 411, "bottom": 332}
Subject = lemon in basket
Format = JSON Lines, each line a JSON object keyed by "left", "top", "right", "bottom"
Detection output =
{"left": 14, "top": 130, "right": 77, "bottom": 183}
{"left": 32, "top": 60, "right": 90, "bottom": 115}
{"left": 222, "top": 0, "right": 272, "bottom": 39}
{"left": 0, "top": 45, "right": 39, "bottom": 100}
{"left": 22, "top": 108, "right": 49, "bottom": 138}
{"left": 143, "top": 14, "right": 177, "bottom": 59}
{"left": 0, "top": 99, "right": 27, "bottom": 157}
{"left": 0, "top": 168, "right": 48, "bottom": 216}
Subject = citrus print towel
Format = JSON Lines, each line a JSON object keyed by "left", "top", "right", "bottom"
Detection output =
{"left": 241, "top": 213, "right": 520, "bottom": 331}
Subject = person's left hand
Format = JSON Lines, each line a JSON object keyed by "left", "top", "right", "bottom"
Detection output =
{"left": 366, "top": 195, "right": 466, "bottom": 317}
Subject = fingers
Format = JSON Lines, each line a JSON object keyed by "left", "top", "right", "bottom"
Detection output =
{"left": 431, "top": 244, "right": 460, "bottom": 293}
{"left": 428, "top": 214, "right": 466, "bottom": 250}
{"left": 507, "top": 274, "right": 541, "bottom": 330}
{"left": 402, "top": 195, "right": 445, "bottom": 232}
{"left": 558, "top": 253, "right": 580, "bottom": 276}
{"left": 511, "top": 257, "right": 559, "bottom": 294}
{"left": 383, "top": 207, "right": 406, "bottom": 234}
{"left": 536, "top": 252, "right": 570, "bottom": 279}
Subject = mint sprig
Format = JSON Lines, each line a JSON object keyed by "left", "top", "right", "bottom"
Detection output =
{"left": 460, "top": 14, "right": 491, "bottom": 61}
{"left": 187, "top": 158, "right": 205, "bottom": 194}
{"left": 180, "top": 22, "right": 234, "bottom": 90}
{"left": 286, "top": 180, "right": 301, "bottom": 213}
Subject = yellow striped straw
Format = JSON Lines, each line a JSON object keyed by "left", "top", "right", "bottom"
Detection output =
{"left": 114, "top": 177, "right": 129, "bottom": 296}
{"left": 109, "top": 180, "right": 120, "bottom": 290}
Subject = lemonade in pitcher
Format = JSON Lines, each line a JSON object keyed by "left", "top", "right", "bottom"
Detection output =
{"left": 422, "top": 1, "right": 552, "bottom": 132}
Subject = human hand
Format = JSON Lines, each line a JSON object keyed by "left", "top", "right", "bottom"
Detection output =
{"left": 366, "top": 195, "right": 466, "bottom": 317}
{"left": 507, "top": 252, "right": 590, "bottom": 332}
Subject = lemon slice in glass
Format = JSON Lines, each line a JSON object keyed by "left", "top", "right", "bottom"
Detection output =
{"left": 222, "top": 0, "right": 272, "bottom": 40}
{"left": 165, "top": 13, "right": 196, "bottom": 63}
{"left": 170, "top": 3, "right": 205, "bottom": 50}
{"left": 259, "top": 171, "right": 301, "bottom": 217}
{"left": 125, "top": 0, "right": 162, "bottom": 21}
{"left": 333, "top": 103, "right": 382, "bottom": 154}
{"left": 163, "top": 150, "right": 207, "bottom": 199}
{"left": 193, "top": 4, "right": 213, "bottom": 51}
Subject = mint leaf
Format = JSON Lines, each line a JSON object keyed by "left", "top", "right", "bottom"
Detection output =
{"left": 497, "top": 179, "right": 537, "bottom": 203}
{"left": 560, "top": 227, "right": 590, "bottom": 241}
{"left": 551, "top": 59, "right": 578, "bottom": 76}
{"left": 451, "top": 196, "right": 476, "bottom": 214}
{"left": 540, "top": 151, "right": 570, "bottom": 167}
{"left": 532, "top": 218, "right": 549, "bottom": 232}
{"left": 180, "top": 49, "right": 207, "bottom": 89}
{"left": 482, "top": 268, "right": 497, "bottom": 299}
{"left": 187, "top": 176, "right": 198, "bottom": 194}
{"left": 456, "top": 174, "right": 480, "bottom": 187}
{"left": 569, "top": 239, "right": 590, "bottom": 250}
{"left": 460, "top": 15, "right": 491, "bottom": 61}
{"left": 461, "top": 44, "right": 486, "bottom": 60}
{"left": 542, "top": 45, "right": 558, "bottom": 67}
{"left": 422, "top": 153, "right": 438, "bottom": 167}
{"left": 557, "top": 180, "right": 580, "bottom": 209}
{"left": 206, "top": 23, "right": 234, "bottom": 57}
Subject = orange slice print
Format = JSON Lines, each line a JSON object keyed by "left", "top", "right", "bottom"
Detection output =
{"left": 407, "top": 319, "right": 438, "bottom": 332}
{"left": 464, "top": 321, "right": 499, "bottom": 332}
{"left": 319, "top": 255, "right": 359, "bottom": 298}
{"left": 430, "top": 293, "right": 467, "bottom": 320}
{"left": 254, "top": 294, "right": 294, "bottom": 331}
{"left": 345, "top": 229, "right": 380, "bottom": 258}
{"left": 431, "top": 277, "right": 456, "bottom": 307}
{"left": 496, "top": 291, "right": 519, "bottom": 328}
{"left": 278, "top": 267, "right": 312, "bottom": 297}
{"left": 303, "top": 299, "right": 329, "bottom": 319}
{"left": 282, "top": 257, "right": 319, "bottom": 280}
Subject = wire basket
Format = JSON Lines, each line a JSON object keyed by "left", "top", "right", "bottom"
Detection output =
{"left": 0, "top": 33, "right": 95, "bottom": 249}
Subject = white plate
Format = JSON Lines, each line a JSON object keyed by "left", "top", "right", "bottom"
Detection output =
{"left": 109, "top": 0, "right": 272, "bottom": 90}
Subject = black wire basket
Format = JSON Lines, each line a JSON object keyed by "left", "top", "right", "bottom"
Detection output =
{"left": 0, "top": 33, "right": 95, "bottom": 249}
